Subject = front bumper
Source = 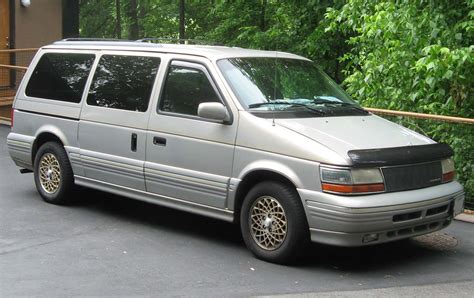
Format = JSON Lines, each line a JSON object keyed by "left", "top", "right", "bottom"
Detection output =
{"left": 298, "top": 181, "right": 465, "bottom": 246}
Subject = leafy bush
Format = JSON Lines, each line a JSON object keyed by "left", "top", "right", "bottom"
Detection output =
{"left": 324, "top": 0, "right": 473, "bottom": 202}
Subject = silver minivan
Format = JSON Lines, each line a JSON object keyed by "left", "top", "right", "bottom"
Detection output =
{"left": 7, "top": 40, "right": 465, "bottom": 264}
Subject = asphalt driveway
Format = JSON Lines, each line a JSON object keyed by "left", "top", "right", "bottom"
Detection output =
{"left": 0, "top": 125, "right": 473, "bottom": 296}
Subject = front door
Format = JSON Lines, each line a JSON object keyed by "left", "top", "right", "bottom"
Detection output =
{"left": 145, "top": 59, "right": 238, "bottom": 209}
{"left": 79, "top": 52, "right": 162, "bottom": 191}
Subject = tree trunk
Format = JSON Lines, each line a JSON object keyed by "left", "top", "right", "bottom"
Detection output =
{"left": 138, "top": 0, "right": 146, "bottom": 37}
{"left": 128, "top": 0, "right": 139, "bottom": 40}
{"left": 179, "top": 0, "right": 185, "bottom": 42}
{"left": 260, "top": 0, "right": 267, "bottom": 31}
{"left": 63, "top": 0, "right": 79, "bottom": 38}
{"left": 115, "top": 0, "right": 121, "bottom": 38}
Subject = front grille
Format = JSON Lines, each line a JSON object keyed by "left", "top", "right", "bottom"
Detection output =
{"left": 382, "top": 161, "right": 442, "bottom": 192}
{"left": 386, "top": 218, "right": 451, "bottom": 239}
{"left": 426, "top": 204, "right": 449, "bottom": 216}
{"left": 393, "top": 211, "right": 422, "bottom": 222}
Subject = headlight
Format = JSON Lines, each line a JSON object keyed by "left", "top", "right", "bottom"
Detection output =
{"left": 441, "top": 158, "right": 455, "bottom": 182}
{"left": 320, "top": 167, "right": 384, "bottom": 194}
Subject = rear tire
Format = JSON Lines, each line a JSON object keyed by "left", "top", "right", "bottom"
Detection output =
{"left": 240, "top": 181, "right": 309, "bottom": 264}
{"left": 34, "top": 142, "right": 75, "bottom": 205}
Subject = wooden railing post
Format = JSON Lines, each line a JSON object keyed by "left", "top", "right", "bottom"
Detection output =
{"left": 0, "top": 48, "right": 38, "bottom": 124}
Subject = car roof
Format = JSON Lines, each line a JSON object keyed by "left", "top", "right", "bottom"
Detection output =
{"left": 44, "top": 40, "right": 309, "bottom": 62}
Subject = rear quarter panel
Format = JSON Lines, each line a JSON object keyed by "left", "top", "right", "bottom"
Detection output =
{"left": 7, "top": 49, "right": 95, "bottom": 172}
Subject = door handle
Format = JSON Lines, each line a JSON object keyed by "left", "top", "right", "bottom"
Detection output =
{"left": 131, "top": 133, "right": 137, "bottom": 152}
{"left": 153, "top": 136, "right": 166, "bottom": 146}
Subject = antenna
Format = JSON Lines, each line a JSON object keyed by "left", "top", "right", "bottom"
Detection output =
{"left": 272, "top": 51, "right": 278, "bottom": 127}
{"left": 136, "top": 38, "right": 223, "bottom": 46}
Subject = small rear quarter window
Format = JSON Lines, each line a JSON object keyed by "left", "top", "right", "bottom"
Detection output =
{"left": 25, "top": 53, "right": 95, "bottom": 103}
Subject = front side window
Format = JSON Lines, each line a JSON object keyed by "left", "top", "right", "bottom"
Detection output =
{"left": 218, "top": 57, "right": 366, "bottom": 118}
{"left": 87, "top": 55, "right": 160, "bottom": 112}
{"left": 25, "top": 53, "right": 95, "bottom": 103}
{"left": 159, "top": 65, "right": 220, "bottom": 116}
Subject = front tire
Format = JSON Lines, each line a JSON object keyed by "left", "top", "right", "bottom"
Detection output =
{"left": 240, "top": 181, "right": 309, "bottom": 264}
{"left": 34, "top": 142, "right": 75, "bottom": 205}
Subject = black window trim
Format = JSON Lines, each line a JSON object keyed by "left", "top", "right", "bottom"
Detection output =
{"left": 23, "top": 50, "right": 97, "bottom": 105}
{"left": 84, "top": 52, "right": 162, "bottom": 113}
{"left": 156, "top": 59, "right": 234, "bottom": 125}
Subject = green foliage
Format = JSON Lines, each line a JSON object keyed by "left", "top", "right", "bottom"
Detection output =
{"left": 79, "top": 1, "right": 348, "bottom": 80}
{"left": 325, "top": 0, "right": 473, "bottom": 200}
{"left": 196, "top": 1, "right": 348, "bottom": 82}
{"left": 79, "top": 0, "right": 117, "bottom": 37}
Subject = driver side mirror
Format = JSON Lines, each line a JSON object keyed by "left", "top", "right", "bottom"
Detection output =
{"left": 197, "top": 102, "right": 230, "bottom": 123}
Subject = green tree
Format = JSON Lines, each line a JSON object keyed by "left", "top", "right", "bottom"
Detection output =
{"left": 325, "top": 0, "right": 473, "bottom": 198}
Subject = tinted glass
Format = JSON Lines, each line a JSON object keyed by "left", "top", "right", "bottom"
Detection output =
{"left": 159, "top": 65, "right": 220, "bottom": 116}
{"left": 25, "top": 53, "right": 95, "bottom": 103}
{"left": 87, "top": 55, "right": 160, "bottom": 112}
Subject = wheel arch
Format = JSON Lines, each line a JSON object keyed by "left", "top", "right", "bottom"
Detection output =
{"left": 232, "top": 164, "right": 302, "bottom": 224}
{"left": 31, "top": 127, "right": 68, "bottom": 165}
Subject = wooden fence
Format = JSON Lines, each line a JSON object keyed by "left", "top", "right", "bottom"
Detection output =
{"left": 0, "top": 48, "right": 37, "bottom": 124}
{"left": 364, "top": 108, "right": 474, "bottom": 125}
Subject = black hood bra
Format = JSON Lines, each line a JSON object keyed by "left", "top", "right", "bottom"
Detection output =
{"left": 348, "top": 143, "right": 454, "bottom": 167}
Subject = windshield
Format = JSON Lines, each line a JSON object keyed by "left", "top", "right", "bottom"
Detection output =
{"left": 217, "top": 57, "right": 365, "bottom": 117}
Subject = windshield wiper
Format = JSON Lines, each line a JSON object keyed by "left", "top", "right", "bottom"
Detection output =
{"left": 248, "top": 101, "right": 326, "bottom": 115}
{"left": 311, "top": 99, "right": 367, "bottom": 113}
{"left": 328, "top": 102, "right": 368, "bottom": 113}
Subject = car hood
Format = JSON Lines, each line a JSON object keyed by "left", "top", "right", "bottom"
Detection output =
{"left": 275, "top": 115, "right": 434, "bottom": 160}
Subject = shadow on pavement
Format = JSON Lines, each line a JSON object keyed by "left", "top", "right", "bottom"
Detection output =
{"left": 303, "top": 239, "right": 447, "bottom": 272}
{"left": 63, "top": 186, "right": 457, "bottom": 272}
{"left": 70, "top": 186, "right": 243, "bottom": 246}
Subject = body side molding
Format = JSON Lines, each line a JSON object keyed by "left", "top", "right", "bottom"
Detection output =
{"left": 74, "top": 175, "right": 234, "bottom": 222}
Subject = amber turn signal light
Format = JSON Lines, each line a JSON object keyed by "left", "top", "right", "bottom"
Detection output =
{"left": 322, "top": 183, "right": 385, "bottom": 194}
{"left": 442, "top": 171, "right": 455, "bottom": 183}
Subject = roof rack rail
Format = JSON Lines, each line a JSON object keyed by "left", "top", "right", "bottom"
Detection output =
{"left": 137, "top": 38, "right": 223, "bottom": 46}
{"left": 60, "top": 38, "right": 132, "bottom": 42}
{"left": 56, "top": 37, "right": 226, "bottom": 47}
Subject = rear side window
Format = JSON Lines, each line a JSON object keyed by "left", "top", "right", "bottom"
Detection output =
{"left": 25, "top": 53, "right": 95, "bottom": 103}
{"left": 87, "top": 55, "right": 160, "bottom": 112}
{"left": 159, "top": 65, "right": 221, "bottom": 116}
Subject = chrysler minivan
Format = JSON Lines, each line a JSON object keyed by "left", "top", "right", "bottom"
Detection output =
{"left": 7, "top": 39, "right": 465, "bottom": 263}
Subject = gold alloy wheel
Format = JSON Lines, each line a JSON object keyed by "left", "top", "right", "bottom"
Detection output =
{"left": 249, "top": 196, "right": 288, "bottom": 250}
{"left": 39, "top": 153, "right": 61, "bottom": 194}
